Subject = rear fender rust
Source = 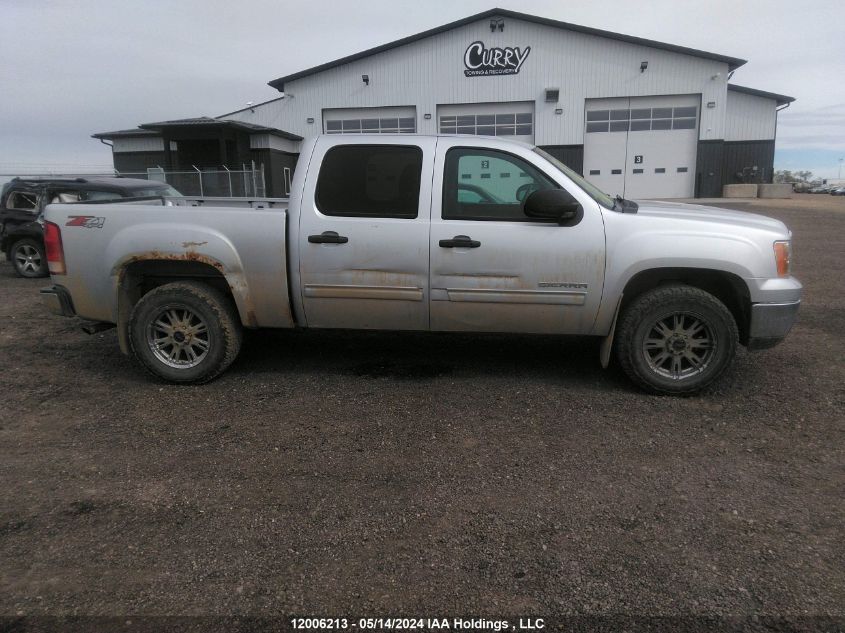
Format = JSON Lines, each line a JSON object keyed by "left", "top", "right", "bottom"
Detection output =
{"left": 224, "top": 272, "right": 258, "bottom": 328}
{"left": 114, "top": 250, "right": 258, "bottom": 329}
{"left": 112, "top": 250, "right": 227, "bottom": 278}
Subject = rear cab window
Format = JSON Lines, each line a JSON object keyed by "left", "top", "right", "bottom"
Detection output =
{"left": 315, "top": 145, "right": 423, "bottom": 218}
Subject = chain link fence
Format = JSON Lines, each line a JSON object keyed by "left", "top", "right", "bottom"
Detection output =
{"left": 118, "top": 164, "right": 266, "bottom": 197}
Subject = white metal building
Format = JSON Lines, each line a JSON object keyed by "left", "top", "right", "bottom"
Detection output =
{"left": 98, "top": 8, "right": 793, "bottom": 199}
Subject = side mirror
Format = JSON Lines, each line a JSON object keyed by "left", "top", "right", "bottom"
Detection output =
{"left": 524, "top": 189, "right": 582, "bottom": 225}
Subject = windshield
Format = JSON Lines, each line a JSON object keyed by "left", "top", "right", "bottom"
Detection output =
{"left": 532, "top": 147, "right": 615, "bottom": 209}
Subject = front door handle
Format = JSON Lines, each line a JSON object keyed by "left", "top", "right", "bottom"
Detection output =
{"left": 439, "top": 235, "right": 480, "bottom": 248}
{"left": 308, "top": 231, "right": 348, "bottom": 244}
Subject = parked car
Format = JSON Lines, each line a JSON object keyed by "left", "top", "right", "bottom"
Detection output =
{"left": 808, "top": 186, "right": 831, "bottom": 194}
{"left": 791, "top": 182, "right": 814, "bottom": 193}
{"left": 830, "top": 187, "right": 845, "bottom": 196}
{"left": 1, "top": 177, "right": 180, "bottom": 278}
{"left": 41, "top": 135, "right": 802, "bottom": 395}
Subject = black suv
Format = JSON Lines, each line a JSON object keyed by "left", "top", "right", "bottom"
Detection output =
{"left": 1, "top": 177, "right": 180, "bottom": 278}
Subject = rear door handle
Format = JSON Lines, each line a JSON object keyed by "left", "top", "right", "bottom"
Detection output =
{"left": 308, "top": 231, "right": 348, "bottom": 244}
{"left": 439, "top": 235, "right": 480, "bottom": 248}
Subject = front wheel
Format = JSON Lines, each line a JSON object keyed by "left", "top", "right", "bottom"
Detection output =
{"left": 615, "top": 284, "right": 738, "bottom": 395}
{"left": 11, "top": 239, "right": 48, "bottom": 278}
{"left": 128, "top": 281, "right": 242, "bottom": 383}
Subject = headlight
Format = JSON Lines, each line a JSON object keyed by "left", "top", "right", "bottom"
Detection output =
{"left": 773, "top": 240, "right": 792, "bottom": 277}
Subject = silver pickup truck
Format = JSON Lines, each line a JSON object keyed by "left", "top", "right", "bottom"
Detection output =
{"left": 41, "top": 135, "right": 801, "bottom": 394}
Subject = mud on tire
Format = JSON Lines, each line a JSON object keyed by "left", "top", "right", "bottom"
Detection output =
{"left": 128, "top": 281, "right": 242, "bottom": 384}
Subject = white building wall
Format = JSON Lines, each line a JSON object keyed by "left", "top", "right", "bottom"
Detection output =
{"left": 725, "top": 90, "right": 777, "bottom": 141}
{"left": 112, "top": 136, "right": 164, "bottom": 153}
{"left": 226, "top": 15, "right": 731, "bottom": 146}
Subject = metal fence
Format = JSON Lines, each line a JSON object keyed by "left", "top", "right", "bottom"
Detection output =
{"left": 2, "top": 164, "right": 267, "bottom": 198}
{"left": 117, "top": 164, "right": 266, "bottom": 197}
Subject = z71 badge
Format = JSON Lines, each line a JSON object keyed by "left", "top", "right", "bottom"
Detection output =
{"left": 66, "top": 216, "right": 106, "bottom": 228}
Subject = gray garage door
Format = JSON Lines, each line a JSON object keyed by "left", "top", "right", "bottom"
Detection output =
{"left": 437, "top": 102, "right": 535, "bottom": 144}
{"left": 323, "top": 106, "right": 416, "bottom": 134}
{"left": 583, "top": 96, "right": 699, "bottom": 199}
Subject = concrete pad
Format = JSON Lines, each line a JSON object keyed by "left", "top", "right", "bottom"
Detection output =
{"left": 758, "top": 184, "right": 793, "bottom": 199}
{"left": 723, "top": 184, "right": 759, "bottom": 198}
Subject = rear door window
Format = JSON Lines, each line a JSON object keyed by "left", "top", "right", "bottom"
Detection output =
{"left": 315, "top": 145, "right": 423, "bottom": 218}
{"left": 48, "top": 191, "right": 83, "bottom": 203}
{"left": 82, "top": 190, "right": 125, "bottom": 201}
{"left": 6, "top": 191, "right": 40, "bottom": 211}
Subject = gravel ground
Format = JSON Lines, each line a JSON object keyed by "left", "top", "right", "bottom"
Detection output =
{"left": 0, "top": 195, "right": 842, "bottom": 628}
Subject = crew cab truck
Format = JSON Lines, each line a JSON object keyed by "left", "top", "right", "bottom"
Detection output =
{"left": 40, "top": 135, "right": 802, "bottom": 394}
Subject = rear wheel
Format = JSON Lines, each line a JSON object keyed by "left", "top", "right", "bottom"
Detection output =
{"left": 11, "top": 239, "right": 48, "bottom": 278}
{"left": 615, "top": 284, "right": 738, "bottom": 395}
{"left": 128, "top": 281, "right": 242, "bottom": 383}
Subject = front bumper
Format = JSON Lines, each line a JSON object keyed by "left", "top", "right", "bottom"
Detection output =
{"left": 747, "top": 300, "right": 800, "bottom": 350}
{"left": 40, "top": 285, "right": 76, "bottom": 317}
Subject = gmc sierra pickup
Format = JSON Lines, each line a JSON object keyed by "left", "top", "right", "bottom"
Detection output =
{"left": 40, "top": 135, "right": 801, "bottom": 394}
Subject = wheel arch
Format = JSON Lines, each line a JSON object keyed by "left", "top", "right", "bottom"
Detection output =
{"left": 115, "top": 258, "right": 253, "bottom": 355}
{"left": 618, "top": 267, "right": 752, "bottom": 344}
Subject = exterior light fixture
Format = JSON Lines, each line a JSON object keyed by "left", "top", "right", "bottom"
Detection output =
{"left": 424, "top": 113, "right": 432, "bottom": 120}
{"left": 490, "top": 18, "right": 504, "bottom": 31}
{"left": 362, "top": 74, "right": 369, "bottom": 85}
{"left": 640, "top": 61, "right": 648, "bottom": 73}
{"left": 706, "top": 101, "right": 717, "bottom": 108}
{"left": 307, "top": 117, "right": 315, "bottom": 124}
{"left": 554, "top": 108, "right": 563, "bottom": 115}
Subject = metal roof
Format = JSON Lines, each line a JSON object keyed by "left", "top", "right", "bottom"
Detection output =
{"left": 728, "top": 84, "right": 795, "bottom": 106}
{"left": 268, "top": 7, "right": 747, "bottom": 91}
{"left": 91, "top": 128, "right": 160, "bottom": 139}
{"left": 138, "top": 117, "right": 303, "bottom": 140}
{"left": 218, "top": 97, "right": 286, "bottom": 118}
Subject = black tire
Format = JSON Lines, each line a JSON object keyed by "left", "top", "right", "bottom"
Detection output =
{"left": 11, "top": 239, "right": 48, "bottom": 278}
{"left": 128, "top": 281, "right": 242, "bottom": 384}
{"left": 615, "top": 284, "right": 738, "bottom": 395}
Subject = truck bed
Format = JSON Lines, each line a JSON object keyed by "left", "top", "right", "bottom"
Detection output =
{"left": 44, "top": 200, "right": 294, "bottom": 330}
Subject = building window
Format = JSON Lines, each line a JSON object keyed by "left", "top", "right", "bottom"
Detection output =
{"left": 325, "top": 117, "right": 416, "bottom": 134}
{"left": 439, "top": 112, "right": 533, "bottom": 137}
{"left": 586, "top": 105, "right": 697, "bottom": 133}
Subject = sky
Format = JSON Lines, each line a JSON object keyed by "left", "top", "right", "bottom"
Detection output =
{"left": 1, "top": 0, "right": 843, "bottom": 180}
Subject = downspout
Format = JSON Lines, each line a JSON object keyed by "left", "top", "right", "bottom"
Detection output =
{"left": 773, "top": 102, "right": 790, "bottom": 185}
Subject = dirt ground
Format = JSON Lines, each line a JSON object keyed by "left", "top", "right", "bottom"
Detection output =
{"left": 0, "top": 195, "right": 843, "bottom": 628}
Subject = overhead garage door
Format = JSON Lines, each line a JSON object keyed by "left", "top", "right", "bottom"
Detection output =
{"left": 323, "top": 106, "right": 416, "bottom": 134}
{"left": 583, "top": 95, "right": 699, "bottom": 199}
{"left": 437, "top": 102, "right": 535, "bottom": 144}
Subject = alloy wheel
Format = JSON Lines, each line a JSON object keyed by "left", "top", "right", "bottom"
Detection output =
{"left": 642, "top": 312, "right": 717, "bottom": 380}
{"left": 146, "top": 305, "right": 210, "bottom": 369}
